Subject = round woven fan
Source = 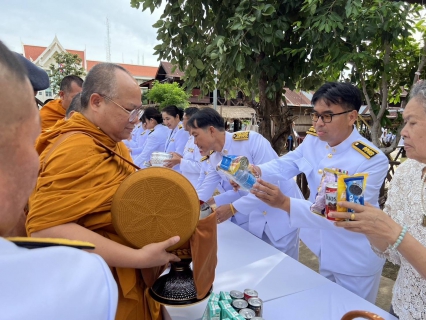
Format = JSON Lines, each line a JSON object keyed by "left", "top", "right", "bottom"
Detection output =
{"left": 111, "top": 167, "right": 199, "bottom": 251}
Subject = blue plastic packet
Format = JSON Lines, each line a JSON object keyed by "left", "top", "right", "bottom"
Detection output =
{"left": 344, "top": 176, "right": 365, "bottom": 212}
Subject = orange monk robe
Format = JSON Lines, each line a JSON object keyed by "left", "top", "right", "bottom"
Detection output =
{"left": 39, "top": 99, "right": 66, "bottom": 131}
{"left": 27, "top": 113, "right": 162, "bottom": 320}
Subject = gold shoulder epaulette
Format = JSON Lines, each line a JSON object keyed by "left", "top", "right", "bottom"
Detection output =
{"left": 148, "top": 129, "right": 155, "bottom": 135}
{"left": 178, "top": 124, "right": 183, "bottom": 129}
{"left": 233, "top": 131, "right": 250, "bottom": 141}
{"left": 200, "top": 150, "right": 214, "bottom": 162}
{"left": 352, "top": 141, "right": 378, "bottom": 159}
{"left": 306, "top": 126, "right": 318, "bottom": 137}
{"left": 7, "top": 237, "right": 96, "bottom": 250}
{"left": 141, "top": 131, "right": 146, "bottom": 136}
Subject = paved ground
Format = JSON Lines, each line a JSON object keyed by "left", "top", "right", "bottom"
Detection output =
{"left": 298, "top": 241, "right": 395, "bottom": 312}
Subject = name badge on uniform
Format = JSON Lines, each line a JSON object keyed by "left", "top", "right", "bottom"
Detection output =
{"left": 187, "top": 148, "right": 194, "bottom": 153}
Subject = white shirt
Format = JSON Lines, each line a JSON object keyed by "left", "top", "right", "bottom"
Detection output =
{"left": 259, "top": 128, "right": 389, "bottom": 276}
{"left": 180, "top": 135, "right": 202, "bottom": 187}
{"left": 197, "top": 131, "right": 301, "bottom": 240}
{"left": 134, "top": 124, "right": 169, "bottom": 168}
{"left": 0, "top": 238, "right": 117, "bottom": 320}
{"left": 373, "top": 159, "right": 426, "bottom": 319}
{"left": 164, "top": 123, "right": 189, "bottom": 172}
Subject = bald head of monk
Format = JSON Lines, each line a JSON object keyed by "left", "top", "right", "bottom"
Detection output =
{"left": 59, "top": 75, "right": 83, "bottom": 111}
{"left": 0, "top": 42, "right": 41, "bottom": 236}
{"left": 80, "top": 63, "right": 142, "bottom": 142}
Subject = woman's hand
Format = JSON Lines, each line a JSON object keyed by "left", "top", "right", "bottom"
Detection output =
{"left": 163, "top": 152, "right": 182, "bottom": 168}
{"left": 330, "top": 202, "right": 402, "bottom": 249}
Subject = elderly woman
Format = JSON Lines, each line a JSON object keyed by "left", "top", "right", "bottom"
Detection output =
{"left": 329, "top": 80, "right": 426, "bottom": 319}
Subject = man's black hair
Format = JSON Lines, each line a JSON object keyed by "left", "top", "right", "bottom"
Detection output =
{"left": 184, "top": 107, "right": 199, "bottom": 118}
{"left": 187, "top": 108, "right": 225, "bottom": 131}
{"left": 311, "top": 82, "right": 362, "bottom": 112}
{"left": 60, "top": 75, "right": 83, "bottom": 92}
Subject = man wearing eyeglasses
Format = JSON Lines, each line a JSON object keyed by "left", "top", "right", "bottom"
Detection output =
{"left": 251, "top": 82, "right": 389, "bottom": 303}
{"left": 27, "top": 63, "right": 181, "bottom": 320}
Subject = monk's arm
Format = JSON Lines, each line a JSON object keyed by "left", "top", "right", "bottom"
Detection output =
{"left": 32, "top": 223, "right": 180, "bottom": 269}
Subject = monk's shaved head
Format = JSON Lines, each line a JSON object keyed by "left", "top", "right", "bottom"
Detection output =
{"left": 0, "top": 41, "right": 40, "bottom": 235}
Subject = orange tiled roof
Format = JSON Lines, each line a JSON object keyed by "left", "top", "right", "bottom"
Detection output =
{"left": 87, "top": 60, "right": 157, "bottom": 78}
{"left": 160, "top": 61, "right": 185, "bottom": 78}
{"left": 23, "top": 45, "right": 46, "bottom": 61}
{"left": 23, "top": 45, "right": 85, "bottom": 64}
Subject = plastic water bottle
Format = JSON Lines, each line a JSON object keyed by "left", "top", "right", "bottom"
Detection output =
{"left": 234, "top": 170, "right": 256, "bottom": 191}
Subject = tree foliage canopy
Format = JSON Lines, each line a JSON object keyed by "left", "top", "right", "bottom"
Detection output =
{"left": 49, "top": 52, "right": 86, "bottom": 95}
{"left": 145, "top": 80, "right": 190, "bottom": 109}
{"left": 131, "top": 0, "right": 425, "bottom": 154}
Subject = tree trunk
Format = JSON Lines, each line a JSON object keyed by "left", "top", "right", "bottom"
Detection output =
{"left": 258, "top": 75, "right": 292, "bottom": 155}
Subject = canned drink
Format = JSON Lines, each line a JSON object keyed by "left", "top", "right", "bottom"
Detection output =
{"left": 239, "top": 308, "right": 256, "bottom": 319}
{"left": 325, "top": 182, "right": 337, "bottom": 220}
{"left": 231, "top": 298, "right": 248, "bottom": 312}
{"left": 230, "top": 290, "right": 244, "bottom": 300}
{"left": 247, "top": 297, "right": 263, "bottom": 317}
{"left": 243, "top": 289, "right": 258, "bottom": 301}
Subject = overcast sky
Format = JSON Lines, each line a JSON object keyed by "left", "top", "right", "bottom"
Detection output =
{"left": 0, "top": 0, "right": 165, "bottom": 66}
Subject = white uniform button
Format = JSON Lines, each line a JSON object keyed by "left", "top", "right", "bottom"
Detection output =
{"left": 263, "top": 211, "right": 267, "bottom": 215}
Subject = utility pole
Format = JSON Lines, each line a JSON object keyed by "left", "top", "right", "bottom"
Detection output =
{"left": 106, "top": 18, "right": 111, "bottom": 62}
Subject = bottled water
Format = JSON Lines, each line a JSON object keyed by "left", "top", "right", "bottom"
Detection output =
{"left": 234, "top": 170, "right": 256, "bottom": 191}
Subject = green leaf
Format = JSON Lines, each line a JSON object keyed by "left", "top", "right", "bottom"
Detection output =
{"left": 210, "top": 52, "right": 219, "bottom": 60}
{"left": 152, "top": 19, "right": 164, "bottom": 28}
{"left": 195, "top": 59, "right": 205, "bottom": 70}
{"left": 190, "top": 67, "right": 197, "bottom": 77}
{"left": 262, "top": 4, "right": 275, "bottom": 16}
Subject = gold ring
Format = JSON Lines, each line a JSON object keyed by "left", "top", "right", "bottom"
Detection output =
{"left": 350, "top": 213, "right": 355, "bottom": 221}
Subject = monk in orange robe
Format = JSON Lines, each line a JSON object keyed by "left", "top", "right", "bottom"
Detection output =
{"left": 39, "top": 75, "right": 83, "bottom": 130}
{"left": 27, "top": 63, "right": 180, "bottom": 320}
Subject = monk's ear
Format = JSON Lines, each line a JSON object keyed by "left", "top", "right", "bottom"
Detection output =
{"left": 59, "top": 90, "right": 65, "bottom": 100}
{"left": 89, "top": 93, "right": 103, "bottom": 111}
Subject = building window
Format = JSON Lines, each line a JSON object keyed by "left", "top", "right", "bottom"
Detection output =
{"left": 45, "top": 88, "right": 53, "bottom": 97}
{"left": 39, "top": 91, "right": 43, "bottom": 96}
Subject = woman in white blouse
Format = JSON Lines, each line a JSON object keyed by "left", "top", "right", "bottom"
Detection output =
{"left": 331, "top": 80, "right": 426, "bottom": 319}
{"left": 133, "top": 107, "right": 169, "bottom": 168}
{"left": 162, "top": 105, "right": 189, "bottom": 172}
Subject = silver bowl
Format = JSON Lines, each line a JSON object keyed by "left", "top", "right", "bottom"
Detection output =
{"left": 150, "top": 152, "right": 173, "bottom": 167}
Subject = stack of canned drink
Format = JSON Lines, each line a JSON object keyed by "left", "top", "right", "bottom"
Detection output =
{"left": 202, "top": 288, "right": 264, "bottom": 320}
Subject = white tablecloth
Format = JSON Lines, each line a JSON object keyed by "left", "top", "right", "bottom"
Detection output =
{"left": 163, "top": 221, "right": 396, "bottom": 320}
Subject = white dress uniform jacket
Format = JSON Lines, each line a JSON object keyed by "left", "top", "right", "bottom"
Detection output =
{"left": 0, "top": 238, "right": 117, "bottom": 320}
{"left": 197, "top": 131, "right": 301, "bottom": 246}
{"left": 129, "top": 128, "right": 149, "bottom": 160}
{"left": 164, "top": 123, "right": 189, "bottom": 172}
{"left": 123, "top": 124, "right": 142, "bottom": 150}
{"left": 259, "top": 128, "right": 388, "bottom": 277}
{"left": 180, "top": 135, "right": 202, "bottom": 187}
{"left": 134, "top": 124, "right": 169, "bottom": 168}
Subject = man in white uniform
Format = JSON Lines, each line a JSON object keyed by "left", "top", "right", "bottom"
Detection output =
{"left": 251, "top": 82, "right": 388, "bottom": 303}
{"left": 165, "top": 107, "right": 202, "bottom": 187}
{"left": 189, "top": 108, "right": 303, "bottom": 260}
{"left": 0, "top": 41, "right": 118, "bottom": 319}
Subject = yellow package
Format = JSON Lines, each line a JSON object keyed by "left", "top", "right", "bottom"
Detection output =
{"left": 336, "top": 173, "right": 369, "bottom": 212}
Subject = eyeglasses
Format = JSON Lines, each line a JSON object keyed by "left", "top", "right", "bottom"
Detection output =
{"left": 310, "top": 110, "right": 353, "bottom": 123}
{"left": 98, "top": 93, "right": 143, "bottom": 123}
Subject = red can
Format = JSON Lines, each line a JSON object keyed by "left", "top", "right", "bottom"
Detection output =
{"left": 325, "top": 183, "right": 337, "bottom": 220}
{"left": 243, "top": 289, "right": 258, "bottom": 301}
